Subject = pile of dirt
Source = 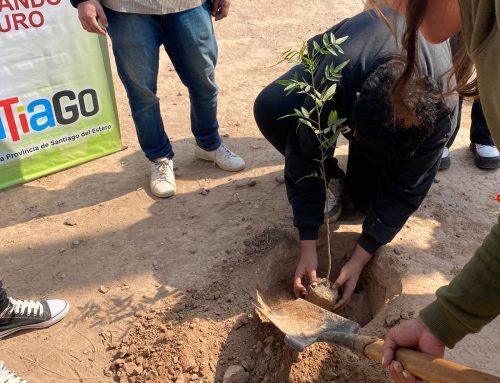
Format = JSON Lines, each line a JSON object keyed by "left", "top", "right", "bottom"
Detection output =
{"left": 107, "top": 227, "right": 403, "bottom": 383}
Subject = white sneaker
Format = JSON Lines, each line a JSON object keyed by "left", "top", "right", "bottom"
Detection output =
{"left": 194, "top": 143, "right": 246, "bottom": 172}
{"left": 471, "top": 143, "right": 500, "bottom": 169}
{"left": 324, "top": 178, "right": 343, "bottom": 223}
{"left": 150, "top": 157, "right": 176, "bottom": 198}
{"left": 0, "top": 362, "right": 27, "bottom": 383}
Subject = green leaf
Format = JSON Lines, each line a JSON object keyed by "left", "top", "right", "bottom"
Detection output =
{"left": 328, "top": 110, "right": 338, "bottom": 128}
{"left": 334, "top": 59, "right": 350, "bottom": 73}
{"left": 325, "top": 44, "right": 338, "bottom": 56}
{"left": 322, "top": 34, "right": 330, "bottom": 49}
{"left": 276, "top": 79, "right": 291, "bottom": 86}
{"left": 335, "top": 35, "right": 349, "bottom": 45}
{"left": 313, "top": 40, "right": 321, "bottom": 54}
{"left": 323, "top": 83, "right": 337, "bottom": 101}
{"left": 298, "top": 119, "right": 312, "bottom": 128}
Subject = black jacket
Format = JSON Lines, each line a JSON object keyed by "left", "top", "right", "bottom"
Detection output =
{"left": 286, "top": 9, "right": 458, "bottom": 254}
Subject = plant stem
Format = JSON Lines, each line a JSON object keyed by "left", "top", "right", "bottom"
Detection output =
{"left": 311, "top": 80, "right": 333, "bottom": 284}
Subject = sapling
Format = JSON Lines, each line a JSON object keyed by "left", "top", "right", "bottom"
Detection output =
{"left": 277, "top": 33, "right": 349, "bottom": 310}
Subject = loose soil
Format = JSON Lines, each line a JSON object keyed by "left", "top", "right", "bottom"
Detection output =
{"left": 0, "top": 1, "right": 499, "bottom": 382}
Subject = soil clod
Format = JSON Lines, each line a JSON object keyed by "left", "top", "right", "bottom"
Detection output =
{"left": 305, "top": 278, "right": 338, "bottom": 311}
{"left": 223, "top": 365, "right": 250, "bottom": 383}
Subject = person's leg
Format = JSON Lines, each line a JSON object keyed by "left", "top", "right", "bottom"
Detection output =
{"left": 161, "top": 3, "right": 244, "bottom": 171}
{"left": 440, "top": 97, "right": 463, "bottom": 170}
{"left": 105, "top": 8, "right": 173, "bottom": 161}
{"left": 344, "top": 144, "right": 379, "bottom": 214}
{"left": 470, "top": 99, "right": 500, "bottom": 169}
{"left": 254, "top": 66, "right": 309, "bottom": 156}
{"left": 470, "top": 99, "right": 494, "bottom": 145}
{"left": 161, "top": 3, "right": 219, "bottom": 151}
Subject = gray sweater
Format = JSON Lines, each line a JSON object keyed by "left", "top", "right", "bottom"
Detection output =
{"left": 101, "top": 0, "right": 206, "bottom": 14}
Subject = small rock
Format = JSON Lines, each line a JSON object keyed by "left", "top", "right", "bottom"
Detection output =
{"left": 103, "top": 368, "right": 113, "bottom": 377}
{"left": 263, "top": 345, "right": 272, "bottom": 357}
{"left": 385, "top": 310, "right": 402, "bottom": 327}
{"left": 275, "top": 174, "right": 285, "bottom": 184}
{"left": 181, "top": 359, "right": 197, "bottom": 373}
{"left": 129, "top": 345, "right": 139, "bottom": 354}
{"left": 246, "top": 179, "right": 257, "bottom": 187}
{"left": 173, "top": 356, "right": 179, "bottom": 364}
{"left": 176, "top": 374, "right": 186, "bottom": 383}
{"left": 200, "top": 188, "right": 209, "bottom": 196}
{"left": 263, "top": 336, "right": 274, "bottom": 345}
{"left": 323, "top": 370, "right": 338, "bottom": 380}
{"left": 114, "top": 358, "right": 125, "bottom": 366}
{"left": 55, "top": 272, "right": 66, "bottom": 281}
{"left": 433, "top": 178, "right": 440, "bottom": 184}
{"left": 223, "top": 133, "right": 230, "bottom": 138}
{"left": 133, "top": 365, "right": 143, "bottom": 375}
{"left": 223, "top": 365, "right": 249, "bottom": 383}
{"left": 123, "top": 362, "right": 137, "bottom": 375}
{"left": 393, "top": 248, "right": 401, "bottom": 255}
{"left": 64, "top": 217, "right": 77, "bottom": 226}
{"left": 71, "top": 240, "right": 81, "bottom": 248}
{"left": 98, "top": 285, "right": 110, "bottom": 294}
{"left": 59, "top": 248, "right": 67, "bottom": 253}
{"left": 241, "top": 359, "right": 255, "bottom": 371}
{"left": 254, "top": 341, "right": 263, "bottom": 353}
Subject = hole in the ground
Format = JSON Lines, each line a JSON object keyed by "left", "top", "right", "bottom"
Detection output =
{"left": 253, "top": 228, "right": 402, "bottom": 327}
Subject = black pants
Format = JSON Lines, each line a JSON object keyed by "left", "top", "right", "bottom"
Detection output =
{"left": 446, "top": 98, "right": 494, "bottom": 148}
{"left": 254, "top": 66, "right": 377, "bottom": 214}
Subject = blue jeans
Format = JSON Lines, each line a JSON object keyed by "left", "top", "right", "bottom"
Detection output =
{"left": 105, "top": 3, "right": 221, "bottom": 160}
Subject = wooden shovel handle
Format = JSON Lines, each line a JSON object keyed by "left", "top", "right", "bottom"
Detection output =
{"left": 357, "top": 337, "right": 500, "bottom": 383}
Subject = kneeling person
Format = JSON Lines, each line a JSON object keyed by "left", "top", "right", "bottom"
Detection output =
{"left": 254, "top": 8, "right": 458, "bottom": 309}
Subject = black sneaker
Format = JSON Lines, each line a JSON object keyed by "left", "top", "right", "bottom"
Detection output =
{"left": 470, "top": 143, "right": 500, "bottom": 169}
{"left": 0, "top": 297, "right": 69, "bottom": 339}
{"left": 0, "top": 361, "right": 28, "bottom": 383}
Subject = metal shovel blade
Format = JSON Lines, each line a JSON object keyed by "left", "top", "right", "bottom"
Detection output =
{"left": 255, "top": 291, "right": 360, "bottom": 352}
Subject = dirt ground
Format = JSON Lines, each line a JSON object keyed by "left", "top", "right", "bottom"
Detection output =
{"left": 1, "top": 1, "right": 499, "bottom": 382}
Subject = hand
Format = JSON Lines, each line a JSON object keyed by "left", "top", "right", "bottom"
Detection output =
{"left": 383, "top": 317, "right": 445, "bottom": 383}
{"left": 333, "top": 244, "right": 372, "bottom": 310}
{"left": 294, "top": 240, "right": 318, "bottom": 298}
{"left": 211, "top": 0, "right": 231, "bottom": 21}
{"left": 77, "top": 0, "right": 108, "bottom": 35}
